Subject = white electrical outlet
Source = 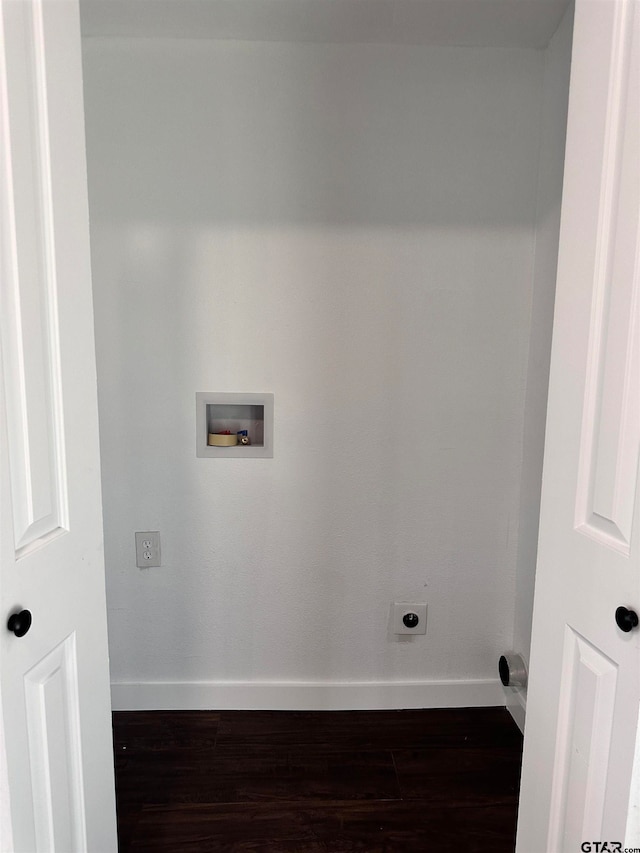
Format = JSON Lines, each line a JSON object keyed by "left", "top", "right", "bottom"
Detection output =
{"left": 135, "top": 531, "right": 161, "bottom": 567}
{"left": 392, "top": 602, "right": 427, "bottom": 635}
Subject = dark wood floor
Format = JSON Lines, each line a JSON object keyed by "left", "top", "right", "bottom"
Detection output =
{"left": 113, "top": 707, "right": 523, "bottom": 852}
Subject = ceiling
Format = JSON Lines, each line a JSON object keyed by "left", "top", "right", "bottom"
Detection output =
{"left": 80, "top": 0, "right": 571, "bottom": 48}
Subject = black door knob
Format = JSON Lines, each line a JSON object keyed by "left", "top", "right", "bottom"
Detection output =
{"left": 7, "top": 610, "right": 32, "bottom": 638}
{"left": 615, "top": 606, "right": 639, "bottom": 633}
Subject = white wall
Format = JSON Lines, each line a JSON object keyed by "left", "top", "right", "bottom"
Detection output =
{"left": 511, "top": 5, "right": 573, "bottom": 719}
{"left": 83, "top": 38, "right": 547, "bottom": 708}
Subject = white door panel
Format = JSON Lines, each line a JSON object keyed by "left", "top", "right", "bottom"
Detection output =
{"left": 518, "top": 0, "right": 640, "bottom": 850}
{"left": 0, "top": 1, "right": 117, "bottom": 850}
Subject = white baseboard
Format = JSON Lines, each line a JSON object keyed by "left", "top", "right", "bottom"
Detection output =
{"left": 110, "top": 678, "right": 505, "bottom": 711}
{"left": 505, "top": 687, "right": 526, "bottom": 734}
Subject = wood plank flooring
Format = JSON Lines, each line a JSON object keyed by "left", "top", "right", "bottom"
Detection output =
{"left": 113, "top": 707, "right": 523, "bottom": 852}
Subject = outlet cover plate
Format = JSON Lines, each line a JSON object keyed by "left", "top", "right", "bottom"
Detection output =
{"left": 135, "top": 531, "right": 161, "bottom": 567}
{"left": 392, "top": 602, "right": 427, "bottom": 634}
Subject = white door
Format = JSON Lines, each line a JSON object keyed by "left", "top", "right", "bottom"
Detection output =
{"left": 517, "top": 0, "right": 640, "bottom": 850}
{"left": 0, "top": 0, "right": 117, "bottom": 850}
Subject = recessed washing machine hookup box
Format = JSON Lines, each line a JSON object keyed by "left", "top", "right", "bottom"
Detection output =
{"left": 196, "top": 392, "right": 274, "bottom": 458}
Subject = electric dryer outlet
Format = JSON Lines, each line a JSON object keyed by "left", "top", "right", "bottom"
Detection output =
{"left": 392, "top": 602, "right": 427, "bottom": 634}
